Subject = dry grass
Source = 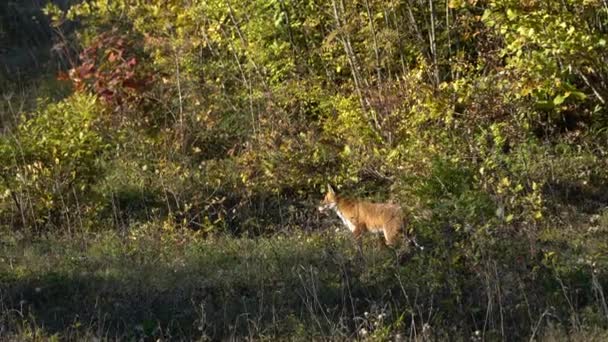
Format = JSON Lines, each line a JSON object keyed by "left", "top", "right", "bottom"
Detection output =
{"left": 1, "top": 221, "right": 607, "bottom": 341}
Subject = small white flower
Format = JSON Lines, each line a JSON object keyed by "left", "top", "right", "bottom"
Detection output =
{"left": 364, "top": 311, "right": 369, "bottom": 317}
{"left": 474, "top": 330, "right": 481, "bottom": 337}
{"left": 359, "top": 328, "right": 368, "bottom": 336}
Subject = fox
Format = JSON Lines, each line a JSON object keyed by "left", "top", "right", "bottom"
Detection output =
{"left": 318, "top": 184, "right": 422, "bottom": 250}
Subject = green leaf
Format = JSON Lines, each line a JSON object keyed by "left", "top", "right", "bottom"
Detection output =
{"left": 570, "top": 91, "right": 587, "bottom": 100}
{"left": 553, "top": 93, "right": 569, "bottom": 106}
{"left": 506, "top": 9, "right": 517, "bottom": 21}
{"left": 343, "top": 145, "right": 351, "bottom": 156}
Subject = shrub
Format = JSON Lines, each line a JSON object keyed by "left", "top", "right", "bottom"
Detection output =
{"left": 0, "top": 93, "right": 107, "bottom": 232}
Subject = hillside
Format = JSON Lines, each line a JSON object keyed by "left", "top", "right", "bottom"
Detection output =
{"left": 1, "top": 0, "right": 608, "bottom": 340}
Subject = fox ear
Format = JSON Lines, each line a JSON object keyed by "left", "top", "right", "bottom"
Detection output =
{"left": 327, "top": 184, "right": 335, "bottom": 195}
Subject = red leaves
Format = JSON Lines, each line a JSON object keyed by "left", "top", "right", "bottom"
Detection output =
{"left": 56, "top": 71, "right": 70, "bottom": 81}
{"left": 122, "top": 78, "right": 142, "bottom": 90}
{"left": 107, "top": 52, "right": 118, "bottom": 62}
{"left": 126, "top": 57, "right": 137, "bottom": 67}
{"left": 66, "top": 30, "right": 154, "bottom": 111}
{"left": 99, "top": 88, "right": 115, "bottom": 101}
{"left": 79, "top": 63, "right": 95, "bottom": 79}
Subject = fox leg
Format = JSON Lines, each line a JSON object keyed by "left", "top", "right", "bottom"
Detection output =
{"left": 383, "top": 226, "right": 400, "bottom": 247}
{"left": 384, "top": 232, "right": 396, "bottom": 246}
{"left": 382, "top": 228, "right": 404, "bottom": 261}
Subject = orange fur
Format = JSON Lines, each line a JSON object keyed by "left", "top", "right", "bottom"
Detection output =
{"left": 318, "top": 185, "right": 414, "bottom": 247}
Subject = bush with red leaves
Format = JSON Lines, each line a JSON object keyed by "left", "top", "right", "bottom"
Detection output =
{"left": 61, "top": 29, "right": 154, "bottom": 115}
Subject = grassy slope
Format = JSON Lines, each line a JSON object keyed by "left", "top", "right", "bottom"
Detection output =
{"left": 1, "top": 222, "right": 607, "bottom": 341}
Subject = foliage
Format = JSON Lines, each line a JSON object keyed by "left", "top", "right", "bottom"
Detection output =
{"left": 65, "top": 29, "right": 154, "bottom": 115}
{"left": 484, "top": 1, "right": 607, "bottom": 107}
{"left": 0, "top": 93, "right": 107, "bottom": 231}
{"left": 1, "top": 0, "right": 608, "bottom": 338}
{"left": 4, "top": 0, "right": 606, "bottom": 242}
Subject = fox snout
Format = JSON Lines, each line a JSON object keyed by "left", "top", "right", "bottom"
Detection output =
{"left": 318, "top": 203, "right": 335, "bottom": 213}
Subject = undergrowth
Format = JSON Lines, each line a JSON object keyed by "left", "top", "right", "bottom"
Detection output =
{"left": 1, "top": 221, "right": 607, "bottom": 341}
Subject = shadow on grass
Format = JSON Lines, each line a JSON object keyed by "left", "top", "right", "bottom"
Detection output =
{"left": 0, "top": 232, "right": 387, "bottom": 340}
{"left": 1, "top": 230, "right": 607, "bottom": 340}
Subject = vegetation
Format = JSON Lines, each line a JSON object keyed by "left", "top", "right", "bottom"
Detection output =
{"left": 1, "top": 0, "right": 608, "bottom": 340}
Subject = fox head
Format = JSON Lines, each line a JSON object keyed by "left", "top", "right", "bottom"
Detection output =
{"left": 318, "top": 184, "right": 337, "bottom": 212}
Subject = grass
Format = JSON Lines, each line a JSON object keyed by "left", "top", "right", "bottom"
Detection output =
{"left": 1, "top": 220, "right": 608, "bottom": 341}
{"left": 0, "top": 226, "right": 398, "bottom": 340}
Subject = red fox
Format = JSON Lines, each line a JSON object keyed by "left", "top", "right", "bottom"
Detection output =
{"left": 318, "top": 184, "right": 422, "bottom": 250}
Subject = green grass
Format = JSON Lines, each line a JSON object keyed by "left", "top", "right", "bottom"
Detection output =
{"left": 0, "top": 227, "right": 391, "bottom": 340}
{"left": 1, "top": 222, "right": 608, "bottom": 341}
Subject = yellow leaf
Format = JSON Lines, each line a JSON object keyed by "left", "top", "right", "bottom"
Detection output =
{"left": 448, "top": 0, "right": 464, "bottom": 8}
{"left": 532, "top": 181, "right": 539, "bottom": 191}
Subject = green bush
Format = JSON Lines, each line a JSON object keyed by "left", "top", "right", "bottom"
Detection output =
{"left": 32, "top": 2, "right": 608, "bottom": 225}
{"left": 0, "top": 93, "right": 108, "bottom": 232}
